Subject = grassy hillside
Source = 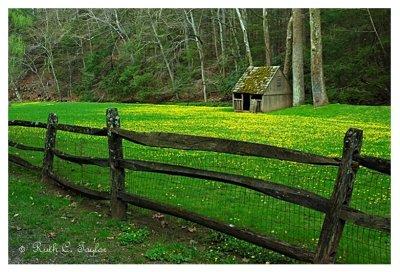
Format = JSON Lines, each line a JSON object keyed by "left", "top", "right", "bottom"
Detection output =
{"left": 8, "top": 103, "right": 391, "bottom": 264}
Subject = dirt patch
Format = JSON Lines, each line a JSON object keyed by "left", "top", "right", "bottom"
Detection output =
{"left": 9, "top": 71, "right": 80, "bottom": 102}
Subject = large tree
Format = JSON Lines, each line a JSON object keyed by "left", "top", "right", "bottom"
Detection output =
{"left": 283, "top": 14, "right": 293, "bottom": 78}
{"left": 310, "top": 8, "right": 329, "bottom": 106}
{"left": 235, "top": 8, "right": 253, "bottom": 67}
{"left": 217, "top": 8, "right": 226, "bottom": 77}
{"left": 262, "top": 8, "right": 272, "bottom": 66}
{"left": 292, "top": 8, "right": 305, "bottom": 106}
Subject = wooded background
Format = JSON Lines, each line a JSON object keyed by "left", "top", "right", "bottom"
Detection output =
{"left": 8, "top": 8, "right": 390, "bottom": 105}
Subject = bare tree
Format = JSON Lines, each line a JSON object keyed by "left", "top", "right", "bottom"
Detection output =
{"left": 367, "top": 8, "right": 387, "bottom": 56}
{"left": 263, "top": 9, "right": 272, "bottom": 66}
{"left": 292, "top": 8, "right": 305, "bottom": 106}
{"left": 235, "top": 8, "right": 253, "bottom": 67}
{"left": 42, "top": 9, "right": 62, "bottom": 100}
{"left": 211, "top": 10, "right": 220, "bottom": 74}
{"left": 283, "top": 15, "right": 293, "bottom": 78}
{"left": 147, "top": 9, "right": 176, "bottom": 98}
{"left": 228, "top": 9, "right": 241, "bottom": 72}
{"left": 185, "top": 9, "right": 207, "bottom": 102}
{"left": 23, "top": 52, "right": 49, "bottom": 99}
{"left": 310, "top": 9, "right": 329, "bottom": 106}
{"left": 217, "top": 8, "right": 226, "bottom": 77}
{"left": 86, "top": 9, "right": 130, "bottom": 44}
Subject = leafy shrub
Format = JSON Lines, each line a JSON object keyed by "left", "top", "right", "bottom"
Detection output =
{"left": 145, "top": 243, "right": 193, "bottom": 263}
{"left": 118, "top": 227, "right": 150, "bottom": 245}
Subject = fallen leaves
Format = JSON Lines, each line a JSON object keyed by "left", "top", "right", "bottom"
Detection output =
{"left": 47, "top": 232, "right": 57, "bottom": 239}
{"left": 180, "top": 225, "right": 197, "bottom": 233}
{"left": 152, "top": 213, "right": 164, "bottom": 220}
{"left": 152, "top": 212, "right": 168, "bottom": 228}
{"left": 160, "top": 221, "right": 168, "bottom": 228}
{"left": 188, "top": 226, "right": 197, "bottom": 233}
{"left": 10, "top": 225, "right": 22, "bottom": 231}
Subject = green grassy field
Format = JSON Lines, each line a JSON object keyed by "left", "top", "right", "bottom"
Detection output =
{"left": 8, "top": 102, "right": 391, "bottom": 264}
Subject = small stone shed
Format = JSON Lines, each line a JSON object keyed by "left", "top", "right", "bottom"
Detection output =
{"left": 232, "top": 66, "right": 292, "bottom": 113}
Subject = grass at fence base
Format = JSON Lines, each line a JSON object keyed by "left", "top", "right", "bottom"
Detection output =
{"left": 8, "top": 102, "right": 390, "bottom": 263}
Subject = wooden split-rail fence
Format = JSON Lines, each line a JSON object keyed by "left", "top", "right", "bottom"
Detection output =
{"left": 8, "top": 108, "right": 390, "bottom": 264}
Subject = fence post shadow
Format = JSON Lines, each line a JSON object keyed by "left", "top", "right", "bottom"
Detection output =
{"left": 106, "top": 108, "right": 127, "bottom": 219}
{"left": 313, "top": 128, "right": 363, "bottom": 263}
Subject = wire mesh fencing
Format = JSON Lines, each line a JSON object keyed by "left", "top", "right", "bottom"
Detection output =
{"left": 8, "top": 126, "right": 46, "bottom": 168}
{"left": 122, "top": 141, "right": 331, "bottom": 252}
{"left": 53, "top": 132, "right": 110, "bottom": 192}
{"left": 122, "top": 140, "right": 390, "bottom": 263}
{"left": 337, "top": 166, "right": 390, "bottom": 263}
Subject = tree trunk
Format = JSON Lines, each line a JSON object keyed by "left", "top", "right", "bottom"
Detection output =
{"left": 292, "top": 8, "right": 305, "bottom": 106}
{"left": 183, "top": 19, "right": 192, "bottom": 70}
{"left": 211, "top": 10, "right": 220, "bottom": 74}
{"left": 47, "top": 44, "right": 61, "bottom": 100}
{"left": 44, "top": 9, "right": 61, "bottom": 100}
{"left": 235, "top": 8, "right": 253, "bottom": 67}
{"left": 229, "top": 10, "right": 241, "bottom": 72}
{"left": 283, "top": 15, "right": 293, "bottom": 78}
{"left": 148, "top": 10, "right": 176, "bottom": 97}
{"left": 366, "top": 9, "right": 387, "bottom": 56}
{"left": 310, "top": 8, "right": 329, "bottom": 106}
{"left": 263, "top": 9, "right": 272, "bottom": 66}
{"left": 25, "top": 53, "right": 49, "bottom": 100}
{"left": 217, "top": 8, "right": 226, "bottom": 77}
{"left": 185, "top": 10, "right": 207, "bottom": 102}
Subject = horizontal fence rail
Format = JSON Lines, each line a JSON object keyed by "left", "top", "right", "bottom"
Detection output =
{"left": 9, "top": 140, "right": 44, "bottom": 152}
{"left": 354, "top": 154, "right": 390, "bottom": 175}
{"left": 9, "top": 153, "right": 42, "bottom": 172}
{"left": 112, "top": 128, "right": 341, "bottom": 166}
{"left": 53, "top": 149, "right": 110, "bottom": 168}
{"left": 9, "top": 119, "right": 390, "bottom": 173}
{"left": 8, "top": 120, "right": 47, "bottom": 129}
{"left": 118, "top": 158, "right": 390, "bottom": 233}
{"left": 9, "top": 120, "right": 108, "bottom": 136}
{"left": 48, "top": 172, "right": 111, "bottom": 200}
{"left": 118, "top": 191, "right": 316, "bottom": 262}
{"left": 8, "top": 110, "right": 391, "bottom": 264}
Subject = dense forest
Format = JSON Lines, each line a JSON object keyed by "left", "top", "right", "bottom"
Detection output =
{"left": 8, "top": 8, "right": 390, "bottom": 105}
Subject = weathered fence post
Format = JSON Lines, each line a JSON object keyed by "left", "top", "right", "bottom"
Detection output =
{"left": 314, "top": 128, "right": 363, "bottom": 263}
{"left": 42, "top": 113, "right": 58, "bottom": 183}
{"left": 106, "top": 108, "right": 127, "bottom": 219}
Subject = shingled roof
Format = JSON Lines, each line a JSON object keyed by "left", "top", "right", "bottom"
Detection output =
{"left": 232, "top": 66, "right": 280, "bottom": 94}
